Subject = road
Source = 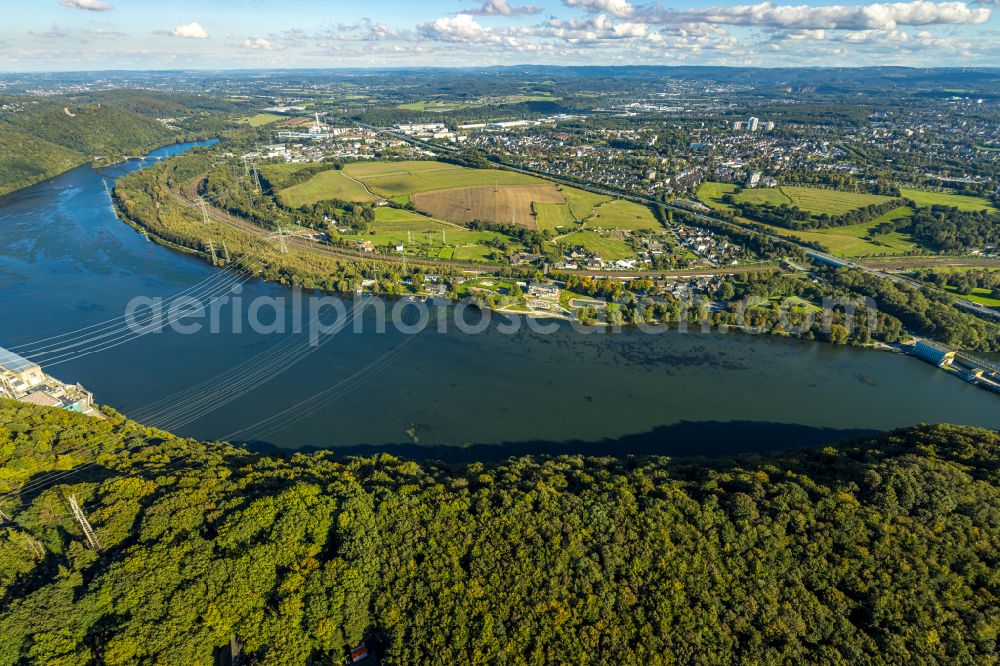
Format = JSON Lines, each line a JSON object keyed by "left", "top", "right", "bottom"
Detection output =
{"left": 373, "top": 126, "right": 1000, "bottom": 321}
{"left": 171, "top": 175, "right": 773, "bottom": 281}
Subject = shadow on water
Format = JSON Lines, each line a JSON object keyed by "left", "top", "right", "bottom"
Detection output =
{"left": 238, "top": 420, "right": 882, "bottom": 463}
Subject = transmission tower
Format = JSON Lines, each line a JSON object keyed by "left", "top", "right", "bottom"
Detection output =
{"left": 199, "top": 200, "right": 211, "bottom": 225}
{"left": 272, "top": 226, "right": 289, "bottom": 255}
{"left": 68, "top": 495, "right": 101, "bottom": 551}
{"left": 207, "top": 239, "right": 217, "bottom": 265}
{"left": 250, "top": 157, "right": 263, "bottom": 192}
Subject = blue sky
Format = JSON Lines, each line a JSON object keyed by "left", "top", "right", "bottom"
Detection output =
{"left": 3, "top": 0, "right": 998, "bottom": 71}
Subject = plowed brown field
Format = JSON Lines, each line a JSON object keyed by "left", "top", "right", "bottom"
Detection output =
{"left": 411, "top": 184, "right": 565, "bottom": 229}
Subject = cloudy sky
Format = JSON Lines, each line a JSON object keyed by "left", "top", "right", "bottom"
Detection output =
{"left": 3, "top": 0, "right": 998, "bottom": 71}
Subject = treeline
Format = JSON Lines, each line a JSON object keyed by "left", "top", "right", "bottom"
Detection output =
{"left": 777, "top": 170, "right": 901, "bottom": 196}
{"left": 822, "top": 267, "right": 1000, "bottom": 351}
{"left": 906, "top": 206, "right": 1000, "bottom": 252}
{"left": 468, "top": 219, "right": 551, "bottom": 252}
{"left": 728, "top": 198, "right": 904, "bottom": 230}
{"left": 1, "top": 402, "right": 998, "bottom": 664}
{"left": 913, "top": 268, "right": 1000, "bottom": 299}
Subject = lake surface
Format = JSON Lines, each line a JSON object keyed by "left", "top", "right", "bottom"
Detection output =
{"left": 0, "top": 142, "right": 997, "bottom": 459}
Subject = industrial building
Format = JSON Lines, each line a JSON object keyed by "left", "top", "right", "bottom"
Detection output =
{"left": 0, "top": 346, "right": 99, "bottom": 416}
{"left": 913, "top": 340, "right": 957, "bottom": 367}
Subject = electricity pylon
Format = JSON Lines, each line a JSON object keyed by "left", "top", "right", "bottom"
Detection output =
{"left": 68, "top": 495, "right": 101, "bottom": 551}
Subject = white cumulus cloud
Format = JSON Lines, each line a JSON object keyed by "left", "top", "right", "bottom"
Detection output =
{"left": 170, "top": 22, "right": 209, "bottom": 39}
{"left": 468, "top": 0, "right": 541, "bottom": 15}
{"left": 564, "top": 0, "right": 635, "bottom": 18}
{"left": 60, "top": 0, "right": 113, "bottom": 11}
{"left": 242, "top": 37, "right": 279, "bottom": 50}
{"left": 644, "top": 1, "right": 990, "bottom": 31}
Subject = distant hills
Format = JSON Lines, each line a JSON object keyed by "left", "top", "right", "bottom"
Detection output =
{"left": 0, "top": 102, "right": 178, "bottom": 197}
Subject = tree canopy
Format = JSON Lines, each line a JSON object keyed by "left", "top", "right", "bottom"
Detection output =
{"left": 0, "top": 401, "right": 997, "bottom": 665}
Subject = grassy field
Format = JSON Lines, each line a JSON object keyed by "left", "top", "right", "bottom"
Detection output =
{"left": 943, "top": 286, "right": 1000, "bottom": 308}
{"left": 697, "top": 181, "right": 895, "bottom": 215}
{"left": 343, "top": 160, "right": 542, "bottom": 197}
{"left": 697, "top": 181, "right": 918, "bottom": 257}
{"left": 240, "top": 113, "right": 285, "bottom": 127}
{"left": 371, "top": 207, "right": 444, "bottom": 229}
{"left": 738, "top": 188, "right": 793, "bottom": 207}
{"left": 587, "top": 199, "right": 662, "bottom": 231}
{"left": 339, "top": 207, "right": 507, "bottom": 261}
{"left": 562, "top": 187, "right": 612, "bottom": 220}
{"left": 559, "top": 231, "right": 634, "bottom": 261}
{"left": 259, "top": 163, "right": 323, "bottom": 191}
{"left": 781, "top": 186, "right": 894, "bottom": 215}
{"left": 277, "top": 169, "right": 375, "bottom": 207}
{"left": 535, "top": 202, "right": 577, "bottom": 232}
{"left": 749, "top": 207, "right": 918, "bottom": 258}
{"left": 901, "top": 188, "right": 998, "bottom": 213}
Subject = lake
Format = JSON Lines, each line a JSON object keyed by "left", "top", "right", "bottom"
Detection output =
{"left": 0, "top": 142, "right": 997, "bottom": 459}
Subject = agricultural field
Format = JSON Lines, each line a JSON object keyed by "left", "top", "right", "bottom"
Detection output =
{"left": 412, "top": 184, "right": 564, "bottom": 228}
{"left": 750, "top": 207, "right": 918, "bottom": 258}
{"left": 342, "top": 160, "right": 540, "bottom": 197}
{"left": 563, "top": 187, "right": 612, "bottom": 220}
{"left": 343, "top": 160, "right": 561, "bottom": 229}
{"left": 559, "top": 231, "right": 634, "bottom": 261}
{"left": 240, "top": 113, "right": 285, "bottom": 127}
{"left": 736, "top": 187, "right": 793, "bottom": 207}
{"left": 397, "top": 100, "right": 480, "bottom": 112}
{"left": 900, "top": 188, "right": 998, "bottom": 213}
{"left": 697, "top": 181, "right": 895, "bottom": 215}
{"left": 780, "top": 186, "right": 894, "bottom": 215}
{"left": 339, "top": 207, "right": 508, "bottom": 261}
{"left": 277, "top": 169, "right": 375, "bottom": 207}
{"left": 534, "top": 202, "right": 577, "bottom": 232}
{"left": 587, "top": 199, "right": 662, "bottom": 231}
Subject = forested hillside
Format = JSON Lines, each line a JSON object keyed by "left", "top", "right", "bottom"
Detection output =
{"left": 0, "top": 401, "right": 997, "bottom": 665}
{"left": 0, "top": 102, "right": 178, "bottom": 196}
{"left": 0, "top": 131, "right": 86, "bottom": 197}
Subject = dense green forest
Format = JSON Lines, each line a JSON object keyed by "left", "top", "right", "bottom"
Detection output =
{"left": 0, "top": 103, "right": 176, "bottom": 196}
{"left": 0, "top": 90, "right": 247, "bottom": 197}
{"left": 1, "top": 401, "right": 997, "bottom": 665}
{"left": 0, "top": 131, "right": 87, "bottom": 197}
